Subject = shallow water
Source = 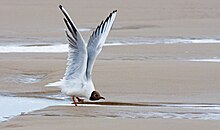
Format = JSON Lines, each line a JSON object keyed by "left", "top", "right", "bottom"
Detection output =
{"left": 38, "top": 102, "right": 220, "bottom": 120}
{"left": 109, "top": 37, "right": 220, "bottom": 45}
{"left": 1, "top": 94, "right": 220, "bottom": 122}
{"left": 189, "top": 59, "right": 220, "bottom": 63}
{"left": 0, "top": 96, "right": 67, "bottom": 122}
{"left": 79, "top": 102, "right": 220, "bottom": 120}
{"left": 0, "top": 37, "right": 220, "bottom": 53}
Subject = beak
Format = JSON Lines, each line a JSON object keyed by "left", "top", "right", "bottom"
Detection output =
{"left": 100, "top": 96, "right": 105, "bottom": 100}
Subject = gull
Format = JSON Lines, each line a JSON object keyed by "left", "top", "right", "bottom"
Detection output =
{"left": 46, "top": 5, "right": 117, "bottom": 106}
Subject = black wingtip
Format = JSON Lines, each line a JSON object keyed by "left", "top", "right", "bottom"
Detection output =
{"left": 113, "top": 10, "right": 118, "bottom": 13}
{"left": 59, "top": 5, "right": 62, "bottom": 9}
{"left": 63, "top": 18, "right": 67, "bottom": 22}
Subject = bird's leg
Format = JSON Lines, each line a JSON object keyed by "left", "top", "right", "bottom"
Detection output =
{"left": 72, "top": 96, "right": 77, "bottom": 106}
{"left": 76, "top": 97, "right": 84, "bottom": 103}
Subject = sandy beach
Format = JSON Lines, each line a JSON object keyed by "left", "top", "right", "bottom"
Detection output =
{"left": 1, "top": 44, "right": 220, "bottom": 129}
{"left": 1, "top": 0, "right": 220, "bottom": 43}
{"left": 1, "top": 0, "right": 220, "bottom": 130}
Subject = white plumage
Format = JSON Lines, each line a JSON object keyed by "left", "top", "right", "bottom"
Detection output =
{"left": 46, "top": 5, "right": 117, "bottom": 103}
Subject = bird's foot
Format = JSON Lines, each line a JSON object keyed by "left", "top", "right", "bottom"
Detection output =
{"left": 76, "top": 97, "right": 84, "bottom": 103}
{"left": 71, "top": 96, "right": 77, "bottom": 106}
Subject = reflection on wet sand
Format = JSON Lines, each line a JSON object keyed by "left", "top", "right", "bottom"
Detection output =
{"left": 2, "top": 93, "right": 220, "bottom": 122}
{"left": 30, "top": 101, "right": 220, "bottom": 120}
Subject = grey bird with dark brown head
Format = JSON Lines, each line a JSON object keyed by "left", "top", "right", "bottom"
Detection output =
{"left": 46, "top": 5, "right": 117, "bottom": 106}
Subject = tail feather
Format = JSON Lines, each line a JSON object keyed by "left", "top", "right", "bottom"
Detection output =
{"left": 45, "top": 80, "right": 63, "bottom": 88}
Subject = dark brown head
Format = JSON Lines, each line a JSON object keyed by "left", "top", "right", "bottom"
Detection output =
{"left": 89, "top": 91, "right": 105, "bottom": 101}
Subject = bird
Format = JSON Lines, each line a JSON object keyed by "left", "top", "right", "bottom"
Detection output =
{"left": 46, "top": 5, "right": 117, "bottom": 106}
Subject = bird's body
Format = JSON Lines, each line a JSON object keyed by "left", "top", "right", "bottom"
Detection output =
{"left": 59, "top": 78, "right": 94, "bottom": 98}
{"left": 46, "top": 5, "right": 117, "bottom": 105}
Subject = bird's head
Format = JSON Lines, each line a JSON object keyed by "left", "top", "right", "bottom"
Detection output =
{"left": 89, "top": 91, "right": 105, "bottom": 101}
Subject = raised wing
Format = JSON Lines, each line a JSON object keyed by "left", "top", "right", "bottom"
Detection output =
{"left": 86, "top": 10, "right": 117, "bottom": 78}
{"left": 59, "top": 5, "right": 87, "bottom": 80}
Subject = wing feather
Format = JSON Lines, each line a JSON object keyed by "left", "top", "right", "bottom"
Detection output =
{"left": 86, "top": 10, "right": 117, "bottom": 78}
{"left": 59, "top": 5, "right": 87, "bottom": 80}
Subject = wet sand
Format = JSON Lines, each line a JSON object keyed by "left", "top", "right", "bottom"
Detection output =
{"left": 1, "top": 0, "right": 220, "bottom": 43}
{"left": 1, "top": 44, "right": 220, "bottom": 129}
{"left": 1, "top": 0, "right": 220, "bottom": 129}
{"left": 1, "top": 105, "right": 220, "bottom": 130}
